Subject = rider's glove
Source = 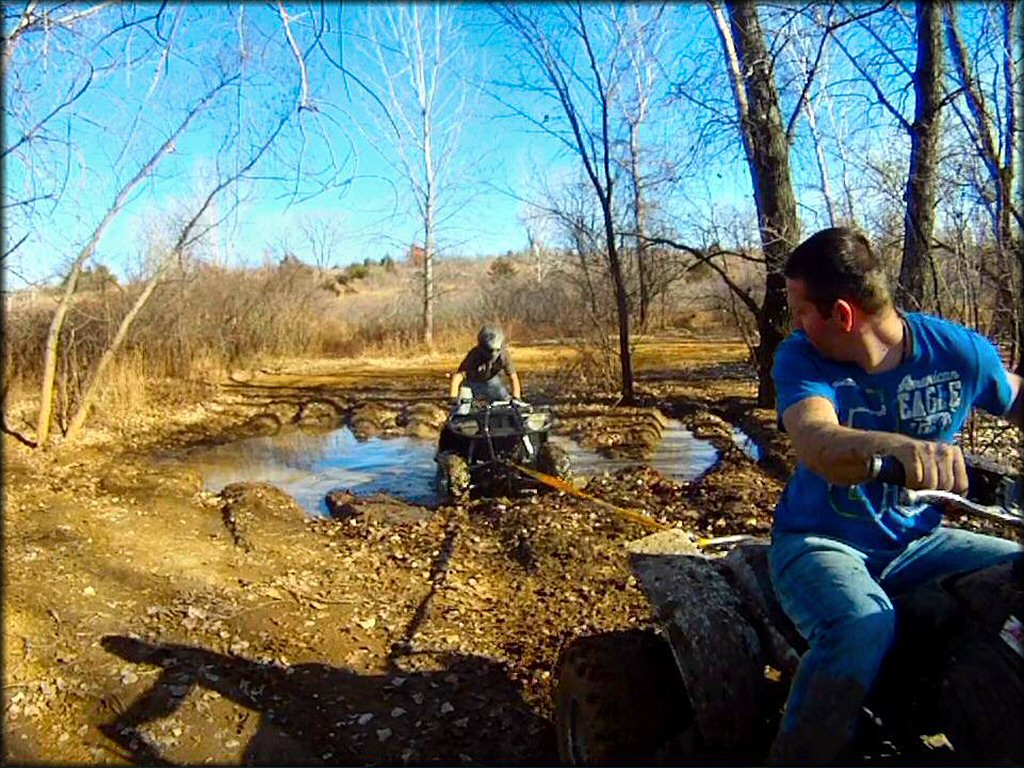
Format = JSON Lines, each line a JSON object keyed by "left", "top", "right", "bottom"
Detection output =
{"left": 511, "top": 398, "right": 528, "bottom": 408}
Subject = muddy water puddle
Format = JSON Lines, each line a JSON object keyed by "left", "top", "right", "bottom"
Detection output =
{"left": 186, "top": 420, "right": 723, "bottom": 517}
{"left": 550, "top": 419, "right": 719, "bottom": 480}
{"left": 731, "top": 426, "right": 763, "bottom": 461}
{"left": 187, "top": 429, "right": 441, "bottom": 515}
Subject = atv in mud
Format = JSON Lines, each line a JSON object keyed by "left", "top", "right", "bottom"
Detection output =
{"left": 435, "top": 395, "right": 572, "bottom": 501}
{"left": 554, "top": 457, "right": 1024, "bottom": 765}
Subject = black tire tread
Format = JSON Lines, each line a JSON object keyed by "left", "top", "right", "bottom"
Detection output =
{"left": 555, "top": 629, "right": 695, "bottom": 765}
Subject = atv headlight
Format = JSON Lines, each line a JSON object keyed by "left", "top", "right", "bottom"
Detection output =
{"left": 450, "top": 419, "right": 479, "bottom": 436}
{"left": 525, "top": 412, "right": 551, "bottom": 431}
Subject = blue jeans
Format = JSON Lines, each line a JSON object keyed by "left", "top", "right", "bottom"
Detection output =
{"left": 468, "top": 378, "right": 509, "bottom": 402}
{"left": 767, "top": 526, "right": 1022, "bottom": 764}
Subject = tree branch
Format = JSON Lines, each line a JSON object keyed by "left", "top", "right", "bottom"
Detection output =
{"left": 830, "top": 30, "right": 911, "bottom": 132}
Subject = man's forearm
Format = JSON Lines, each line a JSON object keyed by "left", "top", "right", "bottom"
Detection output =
{"left": 790, "top": 422, "right": 911, "bottom": 485}
{"left": 449, "top": 372, "right": 465, "bottom": 398}
{"left": 509, "top": 372, "right": 522, "bottom": 399}
{"left": 1006, "top": 372, "right": 1024, "bottom": 429}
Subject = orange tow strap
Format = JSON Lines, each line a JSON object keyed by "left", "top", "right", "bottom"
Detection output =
{"left": 509, "top": 462, "right": 671, "bottom": 533}
{"left": 510, "top": 463, "right": 760, "bottom": 548}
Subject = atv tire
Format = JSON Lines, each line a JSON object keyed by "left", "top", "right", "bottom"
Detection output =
{"left": 436, "top": 451, "right": 470, "bottom": 502}
{"left": 538, "top": 442, "right": 573, "bottom": 482}
{"left": 555, "top": 629, "right": 697, "bottom": 765}
{"left": 935, "top": 561, "right": 1024, "bottom": 761}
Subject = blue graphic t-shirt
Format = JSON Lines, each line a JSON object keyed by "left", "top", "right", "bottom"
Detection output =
{"left": 773, "top": 312, "right": 1014, "bottom": 550}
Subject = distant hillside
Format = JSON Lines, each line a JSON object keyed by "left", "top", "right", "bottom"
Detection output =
{"left": 3, "top": 248, "right": 744, "bottom": 408}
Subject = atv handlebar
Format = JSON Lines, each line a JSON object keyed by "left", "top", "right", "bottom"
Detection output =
{"left": 900, "top": 488, "right": 1024, "bottom": 529}
{"left": 451, "top": 397, "right": 531, "bottom": 409}
{"left": 871, "top": 453, "right": 1023, "bottom": 530}
{"left": 869, "top": 454, "right": 907, "bottom": 486}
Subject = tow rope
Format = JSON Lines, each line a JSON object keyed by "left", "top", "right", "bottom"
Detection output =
{"left": 508, "top": 462, "right": 763, "bottom": 548}
{"left": 510, "top": 462, "right": 671, "bottom": 533}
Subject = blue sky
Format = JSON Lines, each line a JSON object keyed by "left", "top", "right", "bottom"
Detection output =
{"left": 3, "top": 2, "right": 1010, "bottom": 290}
{"left": 3, "top": 3, "right": 758, "bottom": 288}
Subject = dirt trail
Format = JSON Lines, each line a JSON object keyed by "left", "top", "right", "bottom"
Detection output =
{"left": 4, "top": 340, "right": 1016, "bottom": 764}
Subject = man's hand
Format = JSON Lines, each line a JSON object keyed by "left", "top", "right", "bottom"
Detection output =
{"left": 887, "top": 440, "right": 968, "bottom": 494}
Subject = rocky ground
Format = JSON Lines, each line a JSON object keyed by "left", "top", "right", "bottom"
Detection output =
{"left": 3, "top": 340, "right": 1020, "bottom": 765}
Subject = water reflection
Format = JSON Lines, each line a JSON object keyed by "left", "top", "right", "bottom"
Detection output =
{"left": 552, "top": 419, "right": 718, "bottom": 480}
{"left": 730, "top": 426, "right": 763, "bottom": 461}
{"left": 186, "top": 419, "right": 720, "bottom": 517}
{"left": 190, "top": 428, "right": 441, "bottom": 516}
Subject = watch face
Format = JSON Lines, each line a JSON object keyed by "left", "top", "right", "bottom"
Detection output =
{"left": 869, "top": 455, "right": 882, "bottom": 478}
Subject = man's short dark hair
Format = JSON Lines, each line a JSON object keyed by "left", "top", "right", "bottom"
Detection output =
{"left": 784, "top": 227, "right": 892, "bottom": 316}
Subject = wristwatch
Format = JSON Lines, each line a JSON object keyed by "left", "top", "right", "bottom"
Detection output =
{"left": 867, "top": 454, "right": 884, "bottom": 479}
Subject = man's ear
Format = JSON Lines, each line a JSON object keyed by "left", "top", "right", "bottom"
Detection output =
{"left": 833, "top": 299, "right": 856, "bottom": 332}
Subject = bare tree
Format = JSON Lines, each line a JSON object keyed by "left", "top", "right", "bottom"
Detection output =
{"left": 827, "top": 2, "right": 946, "bottom": 310}
{"left": 945, "top": 0, "right": 1022, "bottom": 371}
{"left": 298, "top": 214, "right": 344, "bottom": 275}
{"left": 610, "top": 3, "right": 670, "bottom": 331}
{"left": 353, "top": 4, "right": 471, "bottom": 347}
{"left": 711, "top": 0, "right": 800, "bottom": 407}
{"left": 781, "top": 6, "right": 842, "bottom": 226}
{"left": 62, "top": 112, "right": 289, "bottom": 442}
{"left": 494, "top": 3, "right": 641, "bottom": 403}
{"left": 34, "top": 75, "right": 239, "bottom": 446}
{"left": 519, "top": 206, "right": 561, "bottom": 286}
{"left": 898, "top": 0, "right": 945, "bottom": 310}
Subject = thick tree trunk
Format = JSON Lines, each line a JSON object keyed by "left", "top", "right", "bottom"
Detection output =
{"left": 898, "top": 0, "right": 944, "bottom": 311}
{"left": 604, "top": 204, "right": 635, "bottom": 404}
{"left": 726, "top": 1, "right": 801, "bottom": 408}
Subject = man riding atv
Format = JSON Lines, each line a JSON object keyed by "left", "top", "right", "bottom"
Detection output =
{"left": 552, "top": 227, "right": 1022, "bottom": 766}
{"left": 449, "top": 324, "right": 522, "bottom": 404}
{"left": 767, "top": 227, "right": 1023, "bottom": 763}
{"left": 438, "top": 324, "right": 570, "bottom": 499}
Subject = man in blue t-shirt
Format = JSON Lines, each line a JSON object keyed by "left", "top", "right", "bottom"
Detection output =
{"left": 767, "top": 227, "right": 1023, "bottom": 764}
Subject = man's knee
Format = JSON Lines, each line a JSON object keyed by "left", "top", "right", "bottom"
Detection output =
{"left": 815, "top": 604, "right": 895, "bottom": 669}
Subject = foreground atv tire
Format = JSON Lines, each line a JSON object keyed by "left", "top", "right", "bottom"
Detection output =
{"left": 436, "top": 451, "right": 470, "bottom": 501}
{"left": 538, "top": 442, "right": 573, "bottom": 482}
{"left": 555, "top": 629, "right": 697, "bottom": 765}
{"left": 936, "top": 561, "right": 1024, "bottom": 762}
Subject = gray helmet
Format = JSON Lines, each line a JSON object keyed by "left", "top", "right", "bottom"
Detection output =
{"left": 477, "top": 324, "right": 505, "bottom": 352}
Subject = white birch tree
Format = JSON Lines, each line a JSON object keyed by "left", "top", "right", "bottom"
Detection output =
{"left": 353, "top": 3, "right": 471, "bottom": 347}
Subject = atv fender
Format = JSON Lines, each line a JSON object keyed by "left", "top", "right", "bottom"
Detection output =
{"left": 627, "top": 530, "right": 764, "bottom": 752}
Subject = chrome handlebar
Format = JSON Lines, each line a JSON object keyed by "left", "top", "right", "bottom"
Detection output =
{"left": 900, "top": 488, "right": 1024, "bottom": 529}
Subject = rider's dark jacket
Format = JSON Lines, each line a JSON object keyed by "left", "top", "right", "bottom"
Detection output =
{"left": 457, "top": 344, "right": 515, "bottom": 385}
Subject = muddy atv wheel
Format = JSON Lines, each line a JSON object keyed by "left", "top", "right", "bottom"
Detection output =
{"left": 555, "top": 629, "right": 698, "bottom": 765}
{"left": 934, "top": 561, "right": 1024, "bottom": 761}
{"left": 538, "top": 442, "right": 573, "bottom": 482}
{"left": 436, "top": 451, "right": 470, "bottom": 501}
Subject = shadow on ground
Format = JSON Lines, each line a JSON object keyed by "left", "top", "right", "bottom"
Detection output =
{"left": 100, "top": 635, "right": 554, "bottom": 765}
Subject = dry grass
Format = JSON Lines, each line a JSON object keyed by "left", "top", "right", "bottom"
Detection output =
{"left": 0, "top": 252, "right": 752, "bottom": 439}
